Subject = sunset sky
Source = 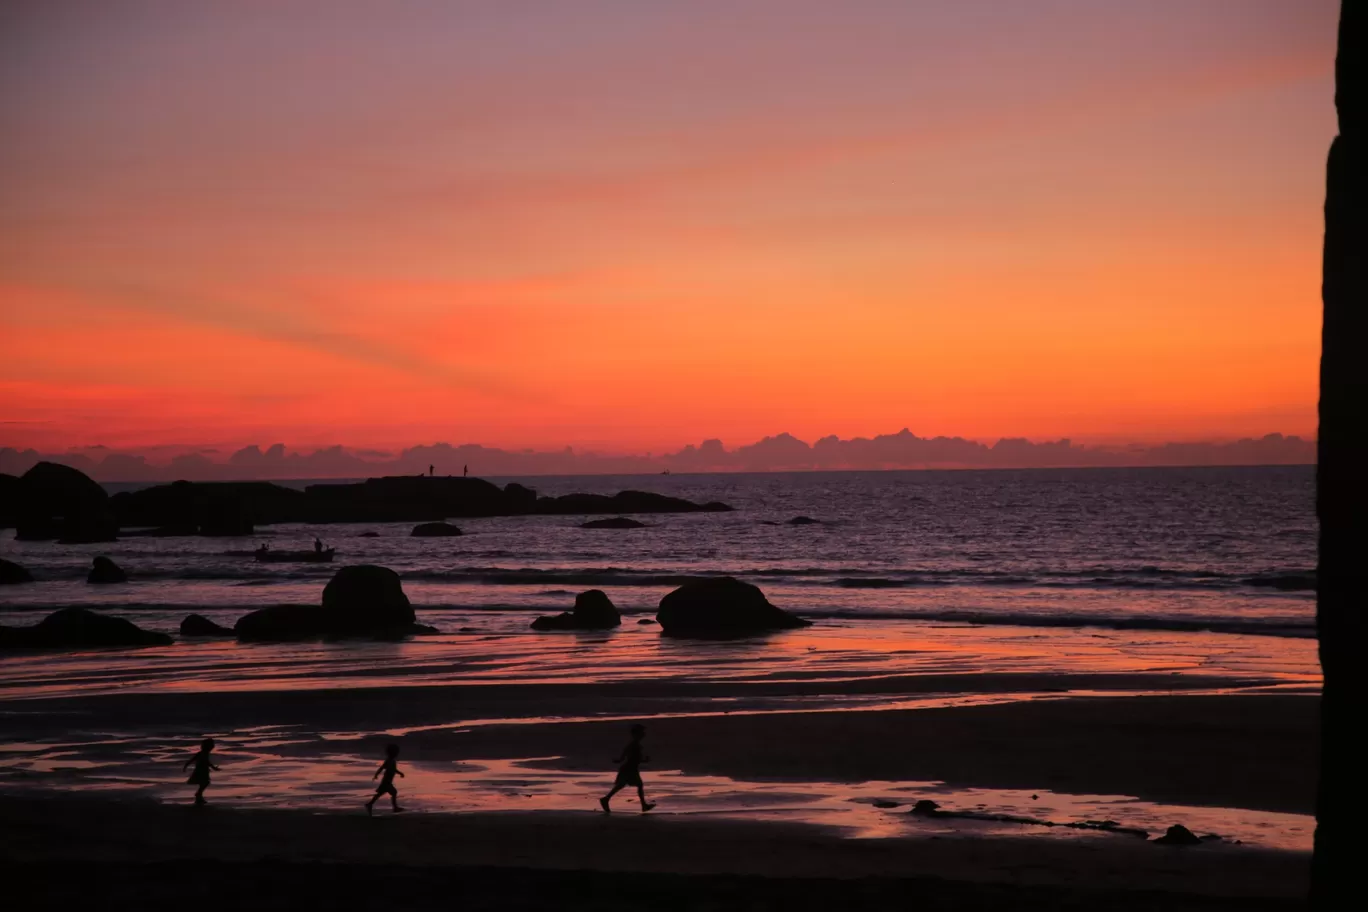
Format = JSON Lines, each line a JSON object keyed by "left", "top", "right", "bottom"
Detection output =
{"left": 0, "top": 1, "right": 1339, "bottom": 455}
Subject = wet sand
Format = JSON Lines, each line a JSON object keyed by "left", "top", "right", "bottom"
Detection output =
{"left": 1, "top": 794, "right": 1309, "bottom": 909}
{"left": 3, "top": 682, "right": 1316, "bottom": 815}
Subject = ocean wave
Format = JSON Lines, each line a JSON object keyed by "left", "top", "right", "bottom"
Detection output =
{"left": 0, "top": 600, "right": 1314, "bottom": 640}
{"left": 2, "top": 563, "right": 1316, "bottom": 593}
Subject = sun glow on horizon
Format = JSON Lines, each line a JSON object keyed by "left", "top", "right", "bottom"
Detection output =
{"left": 0, "top": 1, "right": 1337, "bottom": 452}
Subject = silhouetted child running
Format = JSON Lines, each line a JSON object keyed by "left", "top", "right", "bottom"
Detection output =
{"left": 366, "top": 743, "right": 405, "bottom": 815}
{"left": 600, "top": 723, "right": 655, "bottom": 813}
{"left": 182, "top": 737, "right": 219, "bottom": 806}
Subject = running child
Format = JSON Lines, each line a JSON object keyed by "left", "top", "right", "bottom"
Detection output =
{"left": 366, "top": 743, "right": 405, "bottom": 814}
{"left": 600, "top": 723, "right": 655, "bottom": 813}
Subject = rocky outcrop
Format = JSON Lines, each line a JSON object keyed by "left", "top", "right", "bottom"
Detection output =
{"left": 99, "top": 475, "right": 730, "bottom": 532}
{"left": 235, "top": 565, "right": 423, "bottom": 641}
{"left": 786, "top": 516, "right": 820, "bottom": 525}
{"left": 14, "top": 462, "right": 117, "bottom": 543}
{"left": 0, "top": 558, "right": 33, "bottom": 585}
{"left": 179, "top": 614, "right": 235, "bottom": 637}
{"left": 580, "top": 517, "right": 646, "bottom": 529}
{"left": 111, "top": 480, "right": 296, "bottom": 536}
{"left": 87, "top": 556, "right": 128, "bottom": 584}
{"left": 656, "top": 577, "right": 810, "bottom": 637}
{"left": 411, "top": 521, "right": 463, "bottom": 537}
{"left": 0, "top": 607, "right": 171, "bottom": 649}
{"left": 531, "top": 589, "right": 622, "bottom": 631}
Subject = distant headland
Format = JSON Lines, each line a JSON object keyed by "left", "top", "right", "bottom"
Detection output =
{"left": 0, "top": 429, "right": 1314, "bottom": 483}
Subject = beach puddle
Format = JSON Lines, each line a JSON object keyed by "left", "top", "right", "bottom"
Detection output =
{"left": 0, "top": 727, "right": 1313, "bottom": 851}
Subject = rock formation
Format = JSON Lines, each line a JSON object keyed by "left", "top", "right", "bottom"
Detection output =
{"left": 0, "top": 558, "right": 33, "bottom": 585}
{"left": 580, "top": 517, "right": 646, "bottom": 529}
{"left": 87, "top": 556, "right": 127, "bottom": 584}
{"left": 0, "top": 607, "right": 171, "bottom": 649}
{"left": 656, "top": 577, "right": 810, "bottom": 637}
{"left": 411, "top": 521, "right": 463, "bottom": 537}
{"left": 531, "top": 589, "right": 622, "bottom": 630}
{"left": 179, "top": 614, "right": 235, "bottom": 637}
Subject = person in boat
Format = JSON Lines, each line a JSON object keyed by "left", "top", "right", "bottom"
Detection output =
{"left": 258, "top": 543, "right": 269, "bottom": 553}
{"left": 314, "top": 537, "right": 324, "bottom": 553}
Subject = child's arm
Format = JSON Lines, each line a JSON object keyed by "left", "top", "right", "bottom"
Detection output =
{"left": 182, "top": 754, "right": 194, "bottom": 771}
{"left": 397, "top": 768, "right": 405, "bottom": 778}
{"left": 210, "top": 762, "right": 221, "bottom": 771}
{"left": 373, "top": 764, "right": 383, "bottom": 780}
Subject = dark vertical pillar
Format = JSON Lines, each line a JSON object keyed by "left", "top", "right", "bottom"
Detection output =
{"left": 1314, "top": 4, "right": 1366, "bottom": 907}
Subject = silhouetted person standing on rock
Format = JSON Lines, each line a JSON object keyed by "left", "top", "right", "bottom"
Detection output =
{"left": 182, "top": 737, "right": 219, "bottom": 806}
{"left": 463, "top": 464, "right": 468, "bottom": 478}
{"left": 429, "top": 464, "right": 434, "bottom": 476}
{"left": 314, "top": 537, "right": 324, "bottom": 553}
{"left": 600, "top": 724, "right": 655, "bottom": 813}
{"left": 366, "top": 743, "right": 405, "bottom": 815}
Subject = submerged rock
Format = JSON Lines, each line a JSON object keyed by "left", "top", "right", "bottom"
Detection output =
{"left": 411, "top": 521, "right": 463, "bottom": 537}
{"left": 656, "top": 577, "right": 810, "bottom": 637}
{"left": 910, "top": 800, "right": 942, "bottom": 816}
{"left": 359, "top": 531, "right": 380, "bottom": 538}
{"left": 580, "top": 517, "right": 646, "bottom": 529}
{"left": 179, "top": 614, "right": 235, "bottom": 637}
{"left": 87, "top": 556, "right": 128, "bottom": 584}
{"left": 1155, "top": 824, "right": 1202, "bottom": 846}
{"left": 786, "top": 516, "right": 821, "bottom": 525}
{"left": 531, "top": 589, "right": 622, "bottom": 631}
{"left": 0, "top": 558, "right": 33, "bottom": 585}
{"left": 0, "top": 607, "right": 171, "bottom": 649}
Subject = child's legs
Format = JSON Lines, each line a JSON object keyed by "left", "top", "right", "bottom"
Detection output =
{"left": 604, "top": 782, "right": 625, "bottom": 800}
{"left": 636, "top": 783, "right": 647, "bottom": 804}
{"left": 388, "top": 785, "right": 400, "bottom": 808}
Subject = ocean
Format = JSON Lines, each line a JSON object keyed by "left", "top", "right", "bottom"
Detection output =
{"left": 0, "top": 465, "right": 1319, "bottom": 698}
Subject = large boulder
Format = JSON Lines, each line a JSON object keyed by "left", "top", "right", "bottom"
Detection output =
{"left": 87, "top": 556, "right": 128, "bottom": 584}
{"left": 531, "top": 589, "right": 622, "bottom": 631}
{"left": 0, "top": 607, "right": 172, "bottom": 649}
{"left": 179, "top": 614, "right": 235, "bottom": 637}
{"left": 411, "top": 522, "right": 463, "bottom": 537}
{"left": 237, "top": 565, "right": 420, "bottom": 642}
{"left": 322, "top": 565, "right": 416, "bottom": 633}
{"left": 0, "top": 558, "right": 33, "bottom": 585}
{"left": 656, "top": 577, "right": 810, "bottom": 637}
{"left": 14, "top": 462, "right": 117, "bottom": 543}
{"left": 581, "top": 517, "right": 646, "bottom": 529}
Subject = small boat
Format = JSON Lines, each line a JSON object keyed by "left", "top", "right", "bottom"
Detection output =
{"left": 254, "top": 548, "right": 335, "bottom": 563}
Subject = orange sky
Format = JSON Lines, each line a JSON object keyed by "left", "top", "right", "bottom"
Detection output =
{"left": 0, "top": 1, "right": 1339, "bottom": 454}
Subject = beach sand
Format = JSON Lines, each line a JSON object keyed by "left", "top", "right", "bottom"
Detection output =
{"left": 1, "top": 686, "right": 1315, "bottom": 909}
